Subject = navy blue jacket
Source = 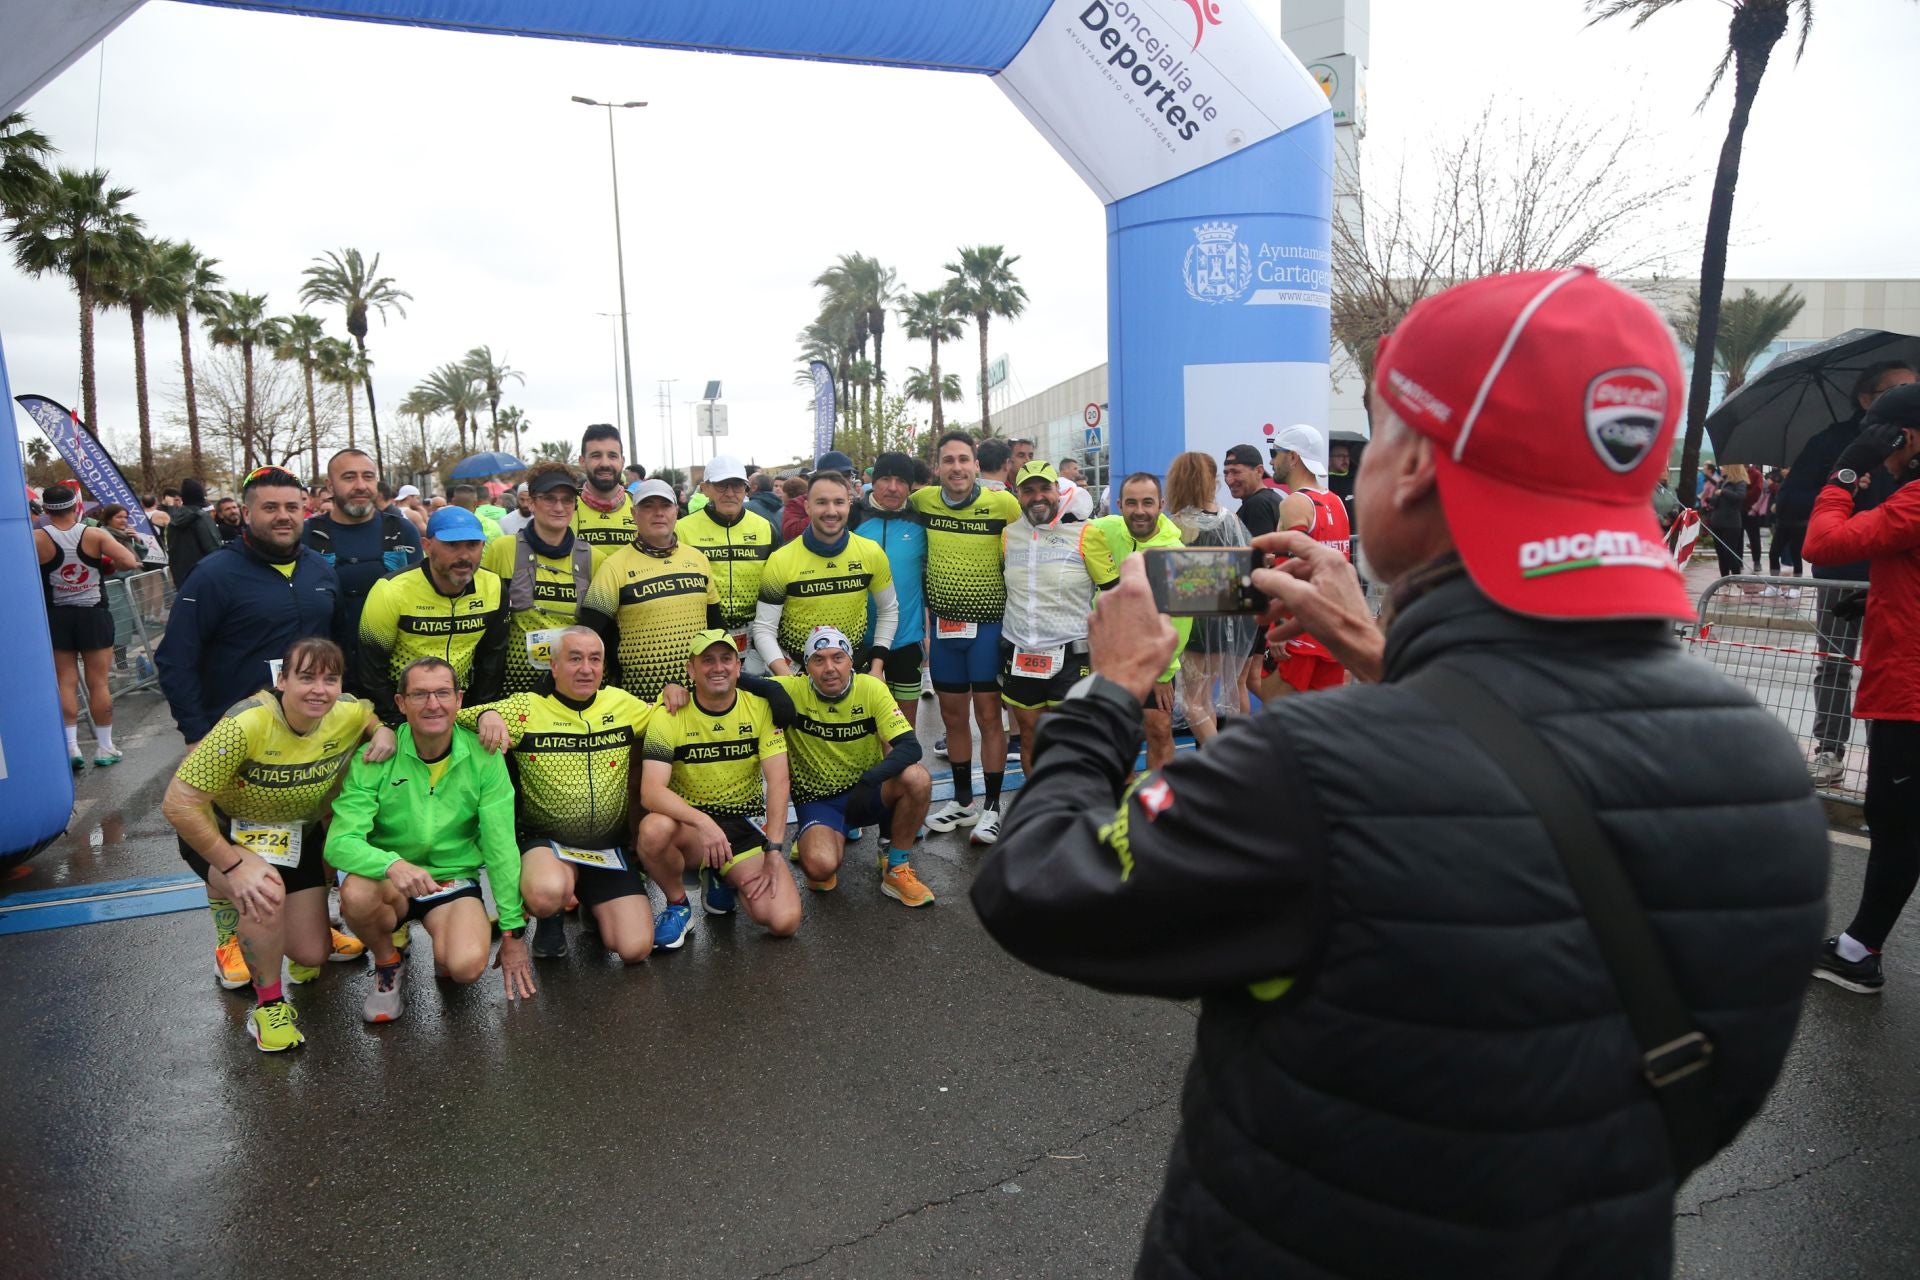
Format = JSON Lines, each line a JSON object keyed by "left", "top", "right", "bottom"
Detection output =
{"left": 155, "top": 537, "right": 342, "bottom": 741}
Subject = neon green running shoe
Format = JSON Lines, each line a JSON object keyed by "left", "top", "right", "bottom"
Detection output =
{"left": 286, "top": 960, "right": 322, "bottom": 985}
{"left": 247, "top": 1000, "right": 305, "bottom": 1052}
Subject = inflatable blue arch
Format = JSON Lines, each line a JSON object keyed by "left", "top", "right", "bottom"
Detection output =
{"left": 1, "top": 0, "right": 1332, "bottom": 864}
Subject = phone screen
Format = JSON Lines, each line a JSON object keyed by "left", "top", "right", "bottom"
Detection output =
{"left": 1143, "top": 548, "right": 1262, "bottom": 616}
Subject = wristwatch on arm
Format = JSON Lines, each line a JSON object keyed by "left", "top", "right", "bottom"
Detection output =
{"left": 1061, "top": 673, "right": 1146, "bottom": 715}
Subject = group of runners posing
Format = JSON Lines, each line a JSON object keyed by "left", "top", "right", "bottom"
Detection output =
{"left": 145, "top": 421, "right": 1348, "bottom": 1052}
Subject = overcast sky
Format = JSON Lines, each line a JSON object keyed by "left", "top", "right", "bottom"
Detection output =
{"left": 3, "top": 0, "right": 1915, "bottom": 476}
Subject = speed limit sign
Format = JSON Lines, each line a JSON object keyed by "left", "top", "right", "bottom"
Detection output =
{"left": 1084, "top": 402, "right": 1102, "bottom": 428}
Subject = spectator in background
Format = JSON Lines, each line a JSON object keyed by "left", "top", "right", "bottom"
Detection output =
{"left": 977, "top": 437, "right": 1013, "bottom": 491}
{"left": 1743, "top": 464, "right": 1774, "bottom": 574}
{"left": 214, "top": 496, "right": 244, "bottom": 543}
{"left": 1703, "top": 463, "right": 1750, "bottom": 578}
{"left": 624, "top": 464, "right": 647, "bottom": 500}
{"left": 450, "top": 483, "right": 504, "bottom": 539}
{"left": 167, "top": 478, "right": 221, "bottom": 588}
{"left": 1010, "top": 438, "right": 1036, "bottom": 470}
{"left": 1223, "top": 444, "right": 1283, "bottom": 540}
{"left": 780, "top": 473, "right": 810, "bottom": 542}
{"left": 1765, "top": 468, "right": 1794, "bottom": 576}
{"left": 746, "top": 470, "right": 786, "bottom": 541}
{"left": 390, "top": 482, "right": 430, "bottom": 534}
{"left": 142, "top": 492, "right": 171, "bottom": 544}
{"left": 38, "top": 485, "right": 143, "bottom": 768}
{"left": 1165, "top": 452, "right": 1255, "bottom": 740}
{"left": 497, "top": 483, "right": 532, "bottom": 537}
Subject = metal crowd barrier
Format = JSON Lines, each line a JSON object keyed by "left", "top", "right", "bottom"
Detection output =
{"left": 1681, "top": 574, "right": 1868, "bottom": 804}
{"left": 100, "top": 569, "right": 173, "bottom": 699}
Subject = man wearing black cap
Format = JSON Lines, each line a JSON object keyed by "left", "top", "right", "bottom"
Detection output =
{"left": 480, "top": 461, "right": 597, "bottom": 694}
{"left": 167, "top": 477, "right": 222, "bottom": 589}
{"left": 855, "top": 452, "right": 930, "bottom": 724}
{"left": 1223, "top": 443, "right": 1283, "bottom": 540}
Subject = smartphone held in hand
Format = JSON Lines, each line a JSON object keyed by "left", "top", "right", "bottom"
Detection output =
{"left": 1141, "top": 547, "right": 1268, "bottom": 616}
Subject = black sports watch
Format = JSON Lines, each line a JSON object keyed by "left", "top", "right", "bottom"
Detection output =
{"left": 1062, "top": 672, "right": 1145, "bottom": 714}
{"left": 503, "top": 926, "right": 526, "bottom": 940}
{"left": 1831, "top": 468, "right": 1859, "bottom": 488}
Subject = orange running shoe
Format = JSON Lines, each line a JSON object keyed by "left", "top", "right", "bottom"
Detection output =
{"left": 215, "top": 937, "right": 251, "bottom": 990}
{"left": 327, "top": 927, "right": 366, "bottom": 962}
{"left": 805, "top": 872, "right": 838, "bottom": 892}
{"left": 881, "top": 863, "right": 935, "bottom": 908}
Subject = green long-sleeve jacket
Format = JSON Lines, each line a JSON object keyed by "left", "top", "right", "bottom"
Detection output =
{"left": 324, "top": 724, "right": 525, "bottom": 930}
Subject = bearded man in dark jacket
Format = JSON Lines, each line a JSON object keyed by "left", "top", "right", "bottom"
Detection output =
{"left": 974, "top": 269, "right": 1829, "bottom": 1280}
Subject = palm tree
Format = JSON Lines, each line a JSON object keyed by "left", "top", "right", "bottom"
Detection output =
{"left": 272, "top": 314, "right": 328, "bottom": 483}
{"left": 496, "top": 405, "right": 529, "bottom": 456}
{"left": 903, "top": 365, "right": 964, "bottom": 422}
{"left": 462, "top": 346, "right": 525, "bottom": 453}
{"left": 25, "top": 436, "right": 53, "bottom": 470}
{"left": 203, "top": 291, "right": 273, "bottom": 470}
{"left": 1673, "top": 283, "right": 1806, "bottom": 397}
{"left": 899, "top": 287, "right": 968, "bottom": 435}
{"left": 96, "top": 234, "right": 178, "bottom": 494}
{"left": 314, "top": 337, "right": 361, "bottom": 450}
{"left": 532, "top": 440, "right": 572, "bottom": 464}
{"left": 299, "top": 248, "right": 411, "bottom": 476}
{"left": 1585, "top": 0, "right": 1835, "bottom": 503}
{"left": 154, "top": 240, "right": 223, "bottom": 475}
{"left": 423, "top": 363, "right": 484, "bottom": 455}
{"left": 944, "top": 245, "right": 1028, "bottom": 436}
{"left": 398, "top": 386, "right": 441, "bottom": 473}
{"left": 6, "top": 167, "right": 144, "bottom": 437}
{"left": 0, "top": 111, "right": 54, "bottom": 219}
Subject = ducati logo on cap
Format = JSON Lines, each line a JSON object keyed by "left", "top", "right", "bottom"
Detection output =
{"left": 1584, "top": 368, "right": 1666, "bottom": 474}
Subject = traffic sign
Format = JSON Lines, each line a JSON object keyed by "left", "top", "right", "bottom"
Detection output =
{"left": 1084, "top": 426, "right": 1102, "bottom": 448}
{"left": 1084, "top": 402, "right": 1102, "bottom": 428}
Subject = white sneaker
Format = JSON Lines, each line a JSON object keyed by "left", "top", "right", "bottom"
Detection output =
{"left": 1785, "top": 587, "right": 1802, "bottom": 599}
{"left": 920, "top": 671, "right": 935, "bottom": 700}
{"left": 926, "top": 799, "right": 979, "bottom": 832}
{"left": 1761, "top": 585, "right": 1782, "bottom": 597}
{"left": 1810, "top": 751, "right": 1845, "bottom": 786}
{"left": 970, "top": 808, "right": 1002, "bottom": 846}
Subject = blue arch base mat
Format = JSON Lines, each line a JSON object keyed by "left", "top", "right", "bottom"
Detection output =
{"left": 0, "top": 740, "right": 1199, "bottom": 935}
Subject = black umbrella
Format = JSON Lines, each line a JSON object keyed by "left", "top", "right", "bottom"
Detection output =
{"left": 1705, "top": 328, "right": 1920, "bottom": 467}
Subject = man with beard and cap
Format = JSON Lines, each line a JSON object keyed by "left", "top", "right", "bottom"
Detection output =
{"left": 678, "top": 455, "right": 778, "bottom": 670}
{"left": 392, "top": 483, "right": 430, "bottom": 534}
{"left": 1224, "top": 443, "right": 1284, "bottom": 540}
{"left": 578, "top": 478, "right": 722, "bottom": 704}
{"left": 973, "top": 267, "right": 1827, "bottom": 1280}
{"left": 304, "top": 448, "right": 422, "bottom": 691}
{"left": 1267, "top": 423, "right": 1354, "bottom": 695}
{"left": 854, "top": 451, "right": 930, "bottom": 725}
{"left": 571, "top": 422, "right": 639, "bottom": 561}
{"left": 1000, "top": 461, "right": 1096, "bottom": 753}
{"left": 480, "top": 461, "right": 599, "bottom": 694}
{"left": 357, "top": 505, "right": 510, "bottom": 726}
{"left": 156, "top": 466, "right": 349, "bottom": 992}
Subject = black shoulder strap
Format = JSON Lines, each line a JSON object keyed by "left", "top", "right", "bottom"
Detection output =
{"left": 1407, "top": 663, "right": 1720, "bottom": 1176}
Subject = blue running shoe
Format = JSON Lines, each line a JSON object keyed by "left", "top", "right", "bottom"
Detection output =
{"left": 846, "top": 826, "right": 864, "bottom": 842}
{"left": 654, "top": 900, "right": 694, "bottom": 950}
{"left": 701, "top": 867, "right": 736, "bottom": 916}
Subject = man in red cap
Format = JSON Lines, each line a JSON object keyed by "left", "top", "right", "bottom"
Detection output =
{"left": 973, "top": 267, "right": 1829, "bottom": 1279}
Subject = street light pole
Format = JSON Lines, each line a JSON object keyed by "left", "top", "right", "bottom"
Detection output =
{"left": 572, "top": 95, "right": 646, "bottom": 467}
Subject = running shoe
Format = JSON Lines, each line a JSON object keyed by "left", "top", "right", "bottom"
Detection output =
{"left": 805, "top": 871, "right": 838, "bottom": 892}
{"left": 391, "top": 924, "right": 411, "bottom": 953}
{"left": 69, "top": 754, "right": 85, "bottom": 772}
{"left": 328, "top": 928, "right": 366, "bottom": 962}
{"left": 926, "top": 799, "right": 979, "bottom": 832}
{"left": 215, "top": 938, "right": 251, "bottom": 990}
{"left": 881, "top": 863, "right": 935, "bottom": 908}
{"left": 363, "top": 959, "right": 406, "bottom": 1023}
{"left": 933, "top": 736, "right": 949, "bottom": 759}
{"left": 1812, "top": 937, "right": 1884, "bottom": 995}
{"left": 920, "top": 671, "right": 934, "bottom": 699}
{"left": 93, "top": 747, "right": 123, "bottom": 767}
{"left": 286, "top": 960, "right": 322, "bottom": 985}
{"left": 701, "top": 866, "right": 736, "bottom": 916}
{"left": 655, "top": 900, "right": 694, "bottom": 950}
{"left": 1007, "top": 736, "right": 1021, "bottom": 760}
{"left": 531, "top": 914, "right": 569, "bottom": 958}
{"left": 970, "top": 808, "right": 1003, "bottom": 846}
{"left": 248, "top": 1000, "right": 305, "bottom": 1052}
{"left": 1810, "top": 751, "right": 1846, "bottom": 787}
{"left": 846, "top": 826, "right": 864, "bottom": 842}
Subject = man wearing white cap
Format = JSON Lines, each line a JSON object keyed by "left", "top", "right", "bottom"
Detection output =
{"left": 392, "top": 483, "right": 429, "bottom": 534}
{"left": 1267, "top": 423, "right": 1353, "bottom": 695}
{"left": 678, "top": 455, "right": 777, "bottom": 672}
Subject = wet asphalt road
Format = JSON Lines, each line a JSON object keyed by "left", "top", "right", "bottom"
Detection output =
{"left": 1, "top": 690, "right": 1917, "bottom": 1278}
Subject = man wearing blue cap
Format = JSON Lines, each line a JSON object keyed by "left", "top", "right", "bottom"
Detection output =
{"left": 358, "top": 504, "right": 511, "bottom": 725}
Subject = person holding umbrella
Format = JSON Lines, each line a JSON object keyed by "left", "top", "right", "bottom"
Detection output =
{"left": 1806, "top": 383, "right": 1920, "bottom": 993}
{"left": 1776, "top": 360, "right": 1917, "bottom": 785}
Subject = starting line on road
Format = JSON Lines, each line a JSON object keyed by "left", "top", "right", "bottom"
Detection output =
{"left": 0, "top": 742, "right": 1194, "bottom": 936}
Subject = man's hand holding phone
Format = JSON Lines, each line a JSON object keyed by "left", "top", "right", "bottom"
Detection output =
{"left": 1252, "top": 532, "right": 1386, "bottom": 684}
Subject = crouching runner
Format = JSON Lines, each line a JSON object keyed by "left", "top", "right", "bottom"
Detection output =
{"left": 461, "top": 627, "right": 678, "bottom": 964}
{"left": 326, "top": 655, "right": 535, "bottom": 1022}
{"left": 638, "top": 629, "right": 796, "bottom": 947}
{"left": 754, "top": 625, "right": 933, "bottom": 906}
{"left": 161, "top": 637, "right": 395, "bottom": 1051}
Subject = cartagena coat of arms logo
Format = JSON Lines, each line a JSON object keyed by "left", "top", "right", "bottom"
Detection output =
{"left": 1183, "top": 222, "right": 1252, "bottom": 304}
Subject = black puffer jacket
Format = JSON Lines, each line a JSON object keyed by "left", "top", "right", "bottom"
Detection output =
{"left": 974, "top": 575, "right": 1829, "bottom": 1279}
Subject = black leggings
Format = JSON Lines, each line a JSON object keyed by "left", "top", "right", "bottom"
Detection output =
{"left": 1844, "top": 720, "right": 1920, "bottom": 951}
{"left": 1743, "top": 513, "right": 1765, "bottom": 569}
{"left": 1712, "top": 529, "right": 1744, "bottom": 577}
